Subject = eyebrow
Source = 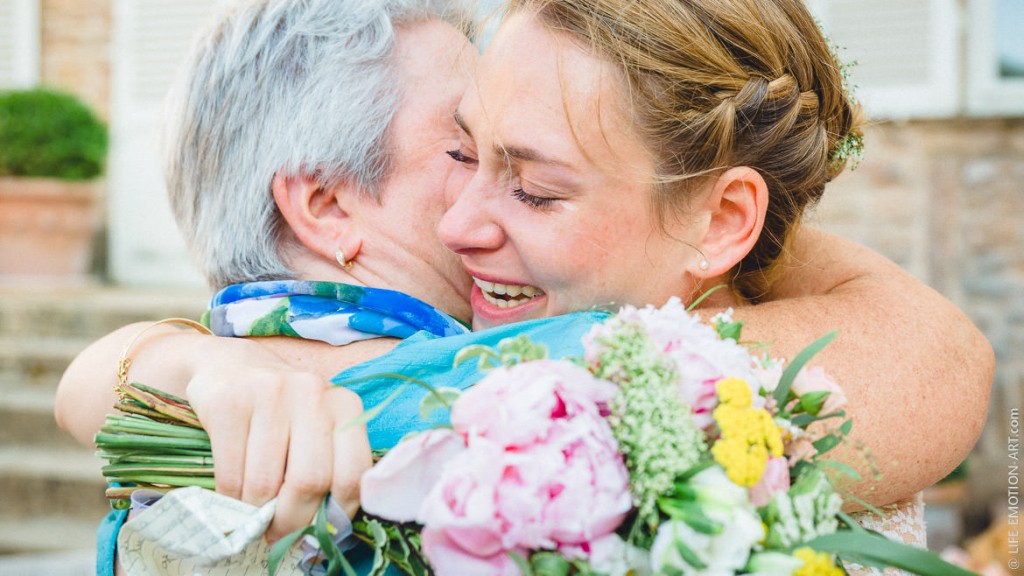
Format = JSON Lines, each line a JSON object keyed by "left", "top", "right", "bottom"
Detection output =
{"left": 453, "top": 109, "right": 575, "bottom": 169}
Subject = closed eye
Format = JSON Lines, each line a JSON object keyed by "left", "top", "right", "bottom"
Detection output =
{"left": 511, "top": 187, "right": 556, "bottom": 209}
{"left": 446, "top": 149, "right": 477, "bottom": 165}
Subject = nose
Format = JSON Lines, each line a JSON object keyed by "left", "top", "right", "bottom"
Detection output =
{"left": 437, "top": 174, "right": 505, "bottom": 255}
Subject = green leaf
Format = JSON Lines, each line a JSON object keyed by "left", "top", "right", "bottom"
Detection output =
{"left": 419, "top": 386, "right": 462, "bottom": 420}
{"left": 335, "top": 384, "right": 409, "bottom": 434}
{"left": 803, "top": 531, "right": 976, "bottom": 575}
{"left": 812, "top": 433, "right": 842, "bottom": 455}
{"left": 673, "top": 537, "right": 708, "bottom": 569}
{"left": 268, "top": 525, "right": 314, "bottom": 576}
{"left": 687, "top": 284, "right": 728, "bottom": 311}
{"left": 509, "top": 552, "right": 534, "bottom": 576}
{"left": 773, "top": 331, "right": 837, "bottom": 408}
{"left": 453, "top": 344, "right": 501, "bottom": 370}
{"left": 312, "top": 497, "right": 355, "bottom": 576}
{"left": 796, "top": 391, "right": 830, "bottom": 416}
{"left": 814, "top": 459, "right": 861, "bottom": 482}
{"left": 530, "top": 551, "right": 571, "bottom": 576}
{"left": 658, "top": 499, "right": 722, "bottom": 535}
{"left": 715, "top": 320, "right": 744, "bottom": 342}
{"left": 369, "top": 519, "right": 389, "bottom": 575}
{"left": 789, "top": 410, "right": 847, "bottom": 428}
{"left": 495, "top": 335, "right": 549, "bottom": 365}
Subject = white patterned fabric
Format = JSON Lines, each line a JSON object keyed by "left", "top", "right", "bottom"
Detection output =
{"left": 847, "top": 493, "right": 927, "bottom": 575}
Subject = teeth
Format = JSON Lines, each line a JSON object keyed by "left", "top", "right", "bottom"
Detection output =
{"left": 474, "top": 277, "right": 544, "bottom": 310}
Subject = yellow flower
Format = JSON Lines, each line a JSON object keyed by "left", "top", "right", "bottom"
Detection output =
{"left": 712, "top": 377, "right": 784, "bottom": 487}
{"left": 793, "top": 547, "right": 843, "bottom": 576}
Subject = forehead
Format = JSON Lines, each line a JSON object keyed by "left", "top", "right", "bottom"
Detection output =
{"left": 390, "top": 19, "right": 474, "bottom": 143}
{"left": 467, "top": 12, "right": 650, "bottom": 177}
{"left": 394, "top": 18, "right": 473, "bottom": 89}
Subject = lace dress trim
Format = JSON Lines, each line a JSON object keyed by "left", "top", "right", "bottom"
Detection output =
{"left": 846, "top": 492, "right": 927, "bottom": 575}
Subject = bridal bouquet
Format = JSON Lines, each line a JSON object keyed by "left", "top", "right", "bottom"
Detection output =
{"left": 354, "top": 298, "right": 967, "bottom": 576}
{"left": 96, "top": 298, "right": 971, "bottom": 576}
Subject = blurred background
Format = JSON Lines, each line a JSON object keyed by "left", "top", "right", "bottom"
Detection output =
{"left": 0, "top": 0, "right": 1020, "bottom": 573}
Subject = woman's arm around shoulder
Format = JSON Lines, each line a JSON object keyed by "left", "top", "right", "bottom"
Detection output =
{"left": 727, "top": 227, "right": 993, "bottom": 506}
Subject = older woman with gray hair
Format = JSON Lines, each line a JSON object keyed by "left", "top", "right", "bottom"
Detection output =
{"left": 56, "top": 0, "right": 992, "bottom": 573}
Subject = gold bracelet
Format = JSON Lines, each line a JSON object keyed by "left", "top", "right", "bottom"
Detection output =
{"left": 116, "top": 318, "right": 214, "bottom": 398}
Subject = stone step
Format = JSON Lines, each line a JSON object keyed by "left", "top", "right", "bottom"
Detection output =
{"left": 0, "top": 517, "right": 99, "bottom": 557}
{"left": 0, "top": 446, "right": 111, "bottom": 525}
{"left": 0, "top": 287, "right": 209, "bottom": 557}
{"left": 0, "top": 336, "right": 92, "bottom": 389}
{"left": 0, "top": 287, "right": 207, "bottom": 341}
{"left": 0, "top": 384, "right": 83, "bottom": 451}
{"left": 0, "top": 548, "right": 93, "bottom": 575}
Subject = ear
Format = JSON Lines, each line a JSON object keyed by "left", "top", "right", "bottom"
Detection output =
{"left": 695, "top": 166, "right": 768, "bottom": 278}
{"left": 271, "top": 173, "right": 363, "bottom": 264}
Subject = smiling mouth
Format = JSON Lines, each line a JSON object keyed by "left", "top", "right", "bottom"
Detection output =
{"left": 473, "top": 277, "right": 545, "bottom": 309}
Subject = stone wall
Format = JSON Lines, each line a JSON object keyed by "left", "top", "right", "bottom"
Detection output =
{"left": 39, "top": 0, "right": 111, "bottom": 119}
{"left": 808, "top": 118, "right": 1024, "bottom": 524}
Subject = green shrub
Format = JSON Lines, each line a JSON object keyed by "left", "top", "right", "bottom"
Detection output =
{"left": 0, "top": 87, "right": 108, "bottom": 181}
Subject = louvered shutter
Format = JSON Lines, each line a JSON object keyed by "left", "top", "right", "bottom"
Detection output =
{"left": 0, "top": 0, "right": 39, "bottom": 89}
{"left": 108, "top": 0, "right": 222, "bottom": 287}
{"left": 806, "top": 0, "right": 960, "bottom": 119}
{"left": 966, "top": 0, "right": 1024, "bottom": 116}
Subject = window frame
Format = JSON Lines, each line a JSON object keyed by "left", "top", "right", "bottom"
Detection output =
{"left": 966, "top": 0, "right": 1024, "bottom": 116}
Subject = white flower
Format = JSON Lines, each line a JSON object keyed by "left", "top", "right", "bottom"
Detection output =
{"left": 570, "top": 533, "right": 652, "bottom": 576}
{"left": 709, "top": 308, "right": 735, "bottom": 328}
{"left": 764, "top": 468, "right": 843, "bottom": 548}
{"left": 746, "top": 552, "right": 804, "bottom": 576}
{"left": 649, "top": 467, "right": 764, "bottom": 576}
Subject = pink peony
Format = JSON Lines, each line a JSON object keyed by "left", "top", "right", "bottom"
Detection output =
{"left": 360, "top": 428, "right": 466, "bottom": 522}
{"left": 365, "top": 360, "right": 632, "bottom": 574}
{"left": 420, "top": 526, "right": 523, "bottom": 576}
{"left": 450, "top": 360, "right": 617, "bottom": 448}
{"left": 417, "top": 416, "right": 632, "bottom": 571}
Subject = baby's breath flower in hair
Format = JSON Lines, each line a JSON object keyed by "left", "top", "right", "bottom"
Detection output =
{"left": 820, "top": 23, "right": 865, "bottom": 169}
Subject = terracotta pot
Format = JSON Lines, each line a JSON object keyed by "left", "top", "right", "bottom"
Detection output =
{"left": 0, "top": 177, "right": 102, "bottom": 280}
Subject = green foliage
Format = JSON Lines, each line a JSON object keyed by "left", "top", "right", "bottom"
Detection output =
{"left": 0, "top": 87, "right": 108, "bottom": 181}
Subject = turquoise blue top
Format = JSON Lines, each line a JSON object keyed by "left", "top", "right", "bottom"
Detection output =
{"left": 336, "top": 311, "right": 609, "bottom": 451}
{"left": 96, "top": 281, "right": 608, "bottom": 575}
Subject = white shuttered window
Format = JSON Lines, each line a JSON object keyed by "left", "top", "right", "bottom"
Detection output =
{"left": 109, "top": 0, "right": 225, "bottom": 287}
{"left": 966, "top": 0, "right": 1024, "bottom": 116}
{"left": 0, "top": 0, "right": 39, "bottom": 89}
{"left": 807, "top": 0, "right": 960, "bottom": 119}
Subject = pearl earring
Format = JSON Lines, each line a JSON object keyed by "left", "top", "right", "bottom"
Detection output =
{"left": 698, "top": 258, "right": 710, "bottom": 272}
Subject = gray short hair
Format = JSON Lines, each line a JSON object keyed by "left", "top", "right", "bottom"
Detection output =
{"left": 165, "top": 0, "right": 469, "bottom": 290}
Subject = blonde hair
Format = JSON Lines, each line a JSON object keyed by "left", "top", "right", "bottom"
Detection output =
{"left": 507, "top": 0, "right": 864, "bottom": 301}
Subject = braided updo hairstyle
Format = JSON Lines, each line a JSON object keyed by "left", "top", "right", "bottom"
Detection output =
{"left": 506, "top": 0, "right": 864, "bottom": 301}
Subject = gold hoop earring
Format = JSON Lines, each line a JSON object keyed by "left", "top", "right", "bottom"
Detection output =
{"left": 335, "top": 247, "right": 354, "bottom": 270}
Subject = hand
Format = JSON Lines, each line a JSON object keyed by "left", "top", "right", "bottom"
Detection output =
{"left": 183, "top": 338, "right": 372, "bottom": 542}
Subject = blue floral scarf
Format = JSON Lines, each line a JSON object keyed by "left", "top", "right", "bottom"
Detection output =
{"left": 204, "top": 280, "right": 469, "bottom": 345}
